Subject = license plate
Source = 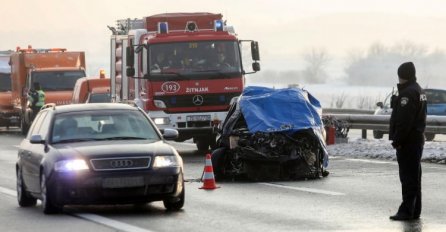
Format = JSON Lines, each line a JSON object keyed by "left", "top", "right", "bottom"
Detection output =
{"left": 187, "top": 115, "right": 211, "bottom": 121}
{"left": 102, "top": 176, "right": 144, "bottom": 188}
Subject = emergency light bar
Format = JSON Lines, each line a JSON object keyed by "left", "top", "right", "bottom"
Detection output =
{"left": 158, "top": 22, "right": 169, "bottom": 34}
{"left": 186, "top": 21, "right": 198, "bottom": 32}
{"left": 214, "top": 20, "right": 224, "bottom": 31}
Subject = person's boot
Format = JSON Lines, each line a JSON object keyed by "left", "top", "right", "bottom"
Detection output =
{"left": 389, "top": 213, "right": 413, "bottom": 221}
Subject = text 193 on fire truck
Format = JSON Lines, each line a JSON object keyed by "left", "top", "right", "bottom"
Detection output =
{"left": 10, "top": 46, "right": 86, "bottom": 135}
{"left": 109, "top": 12, "right": 260, "bottom": 151}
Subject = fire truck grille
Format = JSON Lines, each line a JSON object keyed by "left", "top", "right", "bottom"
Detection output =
{"left": 154, "top": 93, "right": 240, "bottom": 109}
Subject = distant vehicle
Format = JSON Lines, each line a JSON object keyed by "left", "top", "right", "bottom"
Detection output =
{"left": 0, "top": 51, "right": 19, "bottom": 128}
{"left": 16, "top": 103, "right": 184, "bottom": 214}
{"left": 72, "top": 70, "right": 111, "bottom": 104}
{"left": 374, "top": 88, "right": 446, "bottom": 140}
{"left": 211, "top": 86, "right": 329, "bottom": 181}
{"left": 10, "top": 46, "right": 86, "bottom": 135}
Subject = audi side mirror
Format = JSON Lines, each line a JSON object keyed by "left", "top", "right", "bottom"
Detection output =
{"left": 163, "top": 128, "right": 179, "bottom": 140}
{"left": 376, "top": 102, "right": 384, "bottom": 108}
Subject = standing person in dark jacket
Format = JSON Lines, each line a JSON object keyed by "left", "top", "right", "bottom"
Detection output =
{"left": 389, "top": 62, "right": 427, "bottom": 221}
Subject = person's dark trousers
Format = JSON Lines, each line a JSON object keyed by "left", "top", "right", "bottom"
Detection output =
{"left": 31, "top": 106, "right": 41, "bottom": 121}
{"left": 396, "top": 143, "right": 423, "bottom": 218}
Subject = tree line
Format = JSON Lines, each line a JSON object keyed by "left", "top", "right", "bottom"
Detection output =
{"left": 254, "top": 41, "right": 446, "bottom": 88}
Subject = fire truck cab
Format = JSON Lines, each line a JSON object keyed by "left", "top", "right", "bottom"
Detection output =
{"left": 109, "top": 12, "right": 260, "bottom": 150}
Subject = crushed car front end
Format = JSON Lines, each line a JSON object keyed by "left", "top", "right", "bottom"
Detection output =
{"left": 212, "top": 86, "right": 329, "bottom": 181}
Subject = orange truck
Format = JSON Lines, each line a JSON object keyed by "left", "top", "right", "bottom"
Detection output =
{"left": 72, "top": 70, "right": 111, "bottom": 104}
{"left": 0, "top": 50, "right": 19, "bottom": 129}
{"left": 10, "top": 46, "right": 86, "bottom": 134}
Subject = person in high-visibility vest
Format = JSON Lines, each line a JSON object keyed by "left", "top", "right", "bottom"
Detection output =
{"left": 28, "top": 82, "right": 45, "bottom": 120}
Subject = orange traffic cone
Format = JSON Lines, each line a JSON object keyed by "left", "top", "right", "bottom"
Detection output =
{"left": 200, "top": 154, "right": 219, "bottom": 190}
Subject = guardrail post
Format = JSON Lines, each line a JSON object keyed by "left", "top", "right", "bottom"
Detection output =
{"left": 362, "top": 129, "right": 367, "bottom": 139}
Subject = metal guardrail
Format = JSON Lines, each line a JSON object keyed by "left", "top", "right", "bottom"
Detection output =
{"left": 324, "top": 114, "right": 446, "bottom": 134}
{"left": 322, "top": 108, "right": 375, "bottom": 115}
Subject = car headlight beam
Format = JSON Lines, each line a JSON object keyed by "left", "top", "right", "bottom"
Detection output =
{"left": 153, "top": 156, "right": 179, "bottom": 168}
{"left": 55, "top": 159, "right": 89, "bottom": 172}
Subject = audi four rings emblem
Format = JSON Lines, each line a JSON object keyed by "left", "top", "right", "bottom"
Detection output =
{"left": 110, "top": 160, "right": 134, "bottom": 168}
{"left": 192, "top": 95, "right": 204, "bottom": 105}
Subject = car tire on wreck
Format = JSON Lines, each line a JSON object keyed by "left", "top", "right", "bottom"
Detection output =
{"left": 425, "top": 133, "right": 435, "bottom": 141}
{"left": 373, "top": 130, "right": 384, "bottom": 139}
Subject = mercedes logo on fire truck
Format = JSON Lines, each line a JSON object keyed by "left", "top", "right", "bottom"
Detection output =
{"left": 192, "top": 95, "right": 204, "bottom": 105}
{"left": 110, "top": 159, "right": 134, "bottom": 168}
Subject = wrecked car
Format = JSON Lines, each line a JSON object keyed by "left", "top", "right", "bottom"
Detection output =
{"left": 211, "top": 86, "right": 329, "bottom": 181}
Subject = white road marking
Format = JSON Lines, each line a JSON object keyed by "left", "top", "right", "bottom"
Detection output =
{"left": 0, "top": 186, "right": 17, "bottom": 197}
{"left": 74, "top": 213, "right": 156, "bottom": 232}
{"left": 345, "top": 158, "right": 396, "bottom": 165}
{"left": 259, "top": 182, "right": 345, "bottom": 196}
{"left": 0, "top": 186, "right": 156, "bottom": 232}
{"left": 345, "top": 158, "right": 445, "bottom": 170}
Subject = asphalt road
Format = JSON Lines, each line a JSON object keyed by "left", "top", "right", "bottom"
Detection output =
{"left": 0, "top": 127, "right": 445, "bottom": 232}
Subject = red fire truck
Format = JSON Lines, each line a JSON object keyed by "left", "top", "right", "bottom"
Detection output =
{"left": 109, "top": 12, "right": 260, "bottom": 150}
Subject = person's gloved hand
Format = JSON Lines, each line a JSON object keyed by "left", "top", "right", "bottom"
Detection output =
{"left": 392, "top": 141, "right": 401, "bottom": 149}
{"left": 390, "top": 95, "right": 397, "bottom": 109}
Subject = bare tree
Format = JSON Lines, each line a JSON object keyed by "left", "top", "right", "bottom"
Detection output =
{"left": 343, "top": 41, "right": 438, "bottom": 86}
{"left": 302, "top": 48, "right": 330, "bottom": 83}
{"left": 332, "top": 92, "right": 348, "bottom": 108}
{"left": 357, "top": 95, "right": 375, "bottom": 109}
{"left": 391, "top": 41, "right": 427, "bottom": 57}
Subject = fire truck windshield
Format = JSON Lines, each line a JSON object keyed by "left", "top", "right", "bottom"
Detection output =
{"left": 149, "top": 41, "right": 241, "bottom": 77}
{"left": 31, "top": 70, "right": 86, "bottom": 91}
{"left": 0, "top": 73, "right": 11, "bottom": 91}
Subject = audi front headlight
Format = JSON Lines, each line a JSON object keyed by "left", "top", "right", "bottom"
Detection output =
{"left": 153, "top": 156, "right": 179, "bottom": 168}
{"left": 55, "top": 159, "right": 89, "bottom": 172}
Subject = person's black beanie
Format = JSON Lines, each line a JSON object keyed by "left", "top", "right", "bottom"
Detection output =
{"left": 397, "top": 62, "right": 416, "bottom": 81}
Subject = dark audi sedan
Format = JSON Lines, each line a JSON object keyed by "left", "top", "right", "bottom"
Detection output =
{"left": 16, "top": 103, "right": 184, "bottom": 214}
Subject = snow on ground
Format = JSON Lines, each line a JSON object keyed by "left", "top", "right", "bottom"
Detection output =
{"left": 327, "top": 136, "right": 446, "bottom": 164}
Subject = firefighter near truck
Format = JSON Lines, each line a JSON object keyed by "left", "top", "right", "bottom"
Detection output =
{"left": 109, "top": 12, "right": 260, "bottom": 150}
{"left": 10, "top": 46, "right": 86, "bottom": 135}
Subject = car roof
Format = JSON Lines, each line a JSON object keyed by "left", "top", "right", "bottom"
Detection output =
{"left": 42, "top": 103, "right": 139, "bottom": 114}
{"left": 425, "top": 88, "right": 446, "bottom": 92}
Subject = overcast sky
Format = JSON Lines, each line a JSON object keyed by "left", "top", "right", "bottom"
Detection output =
{"left": 2, "top": 0, "right": 446, "bottom": 77}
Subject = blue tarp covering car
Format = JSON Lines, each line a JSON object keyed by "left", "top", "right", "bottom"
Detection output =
{"left": 239, "top": 86, "right": 323, "bottom": 133}
{"left": 212, "top": 86, "right": 329, "bottom": 181}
